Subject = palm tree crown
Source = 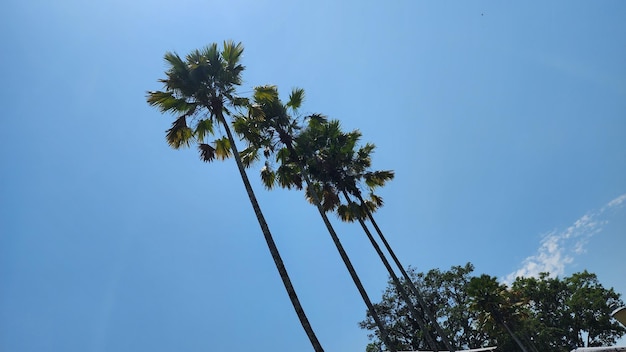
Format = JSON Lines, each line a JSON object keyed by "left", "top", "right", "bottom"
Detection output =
{"left": 291, "top": 118, "right": 394, "bottom": 221}
{"left": 147, "top": 41, "right": 246, "bottom": 161}
{"left": 233, "top": 85, "right": 305, "bottom": 189}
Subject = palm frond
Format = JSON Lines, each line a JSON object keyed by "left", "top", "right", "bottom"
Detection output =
{"left": 260, "top": 163, "right": 276, "bottom": 189}
{"left": 340, "top": 130, "right": 360, "bottom": 154}
{"left": 321, "top": 184, "right": 340, "bottom": 211}
{"left": 196, "top": 43, "right": 219, "bottom": 77}
{"left": 355, "top": 143, "right": 375, "bottom": 169}
{"left": 326, "top": 120, "right": 342, "bottom": 136}
{"left": 337, "top": 202, "right": 365, "bottom": 222}
{"left": 186, "top": 49, "right": 212, "bottom": 90}
{"left": 276, "top": 164, "right": 303, "bottom": 190}
{"left": 165, "top": 116, "right": 194, "bottom": 149}
{"left": 368, "top": 193, "right": 384, "bottom": 207}
{"left": 361, "top": 193, "right": 383, "bottom": 214}
{"left": 233, "top": 115, "right": 258, "bottom": 142}
{"left": 304, "top": 183, "right": 321, "bottom": 206}
{"left": 231, "top": 96, "right": 249, "bottom": 108}
{"left": 200, "top": 43, "right": 219, "bottom": 61}
{"left": 254, "top": 85, "right": 279, "bottom": 104}
{"left": 146, "top": 91, "right": 194, "bottom": 114}
{"left": 214, "top": 137, "right": 232, "bottom": 160}
{"left": 364, "top": 170, "right": 395, "bottom": 188}
{"left": 198, "top": 143, "right": 216, "bottom": 162}
{"left": 337, "top": 204, "right": 353, "bottom": 222}
{"left": 240, "top": 146, "right": 260, "bottom": 168}
{"left": 221, "top": 41, "right": 245, "bottom": 86}
{"left": 195, "top": 119, "right": 214, "bottom": 142}
{"left": 287, "top": 88, "right": 305, "bottom": 110}
{"left": 248, "top": 104, "right": 266, "bottom": 121}
{"left": 162, "top": 52, "right": 194, "bottom": 95}
{"left": 360, "top": 142, "right": 376, "bottom": 155}
{"left": 306, "top": 113, "right": 328, "bottom": 125}
{"left": 233, "top": 112, "right": 275, "bottom": 152}
{"left": 222, "top": 40, "right": 244, "bottom": 67}
{"left": 276, "top": 147, "right": 293, "bottom": 163}
{"left": 163, "top": 52, "right": 187, "bottom": 74}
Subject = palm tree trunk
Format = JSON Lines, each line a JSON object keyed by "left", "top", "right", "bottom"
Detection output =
{"left": 218, "top": 111, "right": 325, "bottom": 352}
{"left": 342, "top": 191, "right": 440, "bottom": 351}
{"left": 355, "top": 193, "right": 456, "bottom": 352}
{"left": 299, "top": 172, "right": 397, "bottom": 352}
{"left": 278, "top": 134, "right": 396, "bottom": 352}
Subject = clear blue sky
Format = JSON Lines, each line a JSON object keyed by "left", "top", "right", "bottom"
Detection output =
{"left": 1, "top": 1, "right": 625, "bottom": 351}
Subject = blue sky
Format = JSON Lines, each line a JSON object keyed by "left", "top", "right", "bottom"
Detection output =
{"left": 1, "top": 1, "right": 625, "bottom": 351}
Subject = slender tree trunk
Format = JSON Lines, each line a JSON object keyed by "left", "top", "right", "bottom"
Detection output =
{"left": 355, "top": 193, "right": 457, "bottom": 352}
{"left": 278, "top": 134, "right": 396, "bottom": 352}
{"left": 299, "top": 172, "right": 397, "bottom": 352}
{"left": 218, "top": 111, "right": 324, "bottom": 352}
{"left": 342, "top": 191, "right": 439, "bottom": 351}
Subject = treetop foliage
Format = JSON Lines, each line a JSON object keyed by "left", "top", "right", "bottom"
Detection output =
{"left": 360, "top": 264, "right": 625, "bottom": 352}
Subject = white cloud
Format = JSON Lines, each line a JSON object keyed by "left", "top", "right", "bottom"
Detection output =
{"left": 606, "top": 194, "right": 626, "bottom": 208}
{"left": 504, "top": 193, "right": 625, "bottom": 284}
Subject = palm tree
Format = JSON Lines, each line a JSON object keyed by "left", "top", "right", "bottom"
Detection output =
{"left": 146, "top": 42, "right": 324, "bottom": 352}
{"left": 291, "top": 118, "right": 452, "bottom": 351}
{"left": 234, "top": 86, "right": 397, "bottom": 352}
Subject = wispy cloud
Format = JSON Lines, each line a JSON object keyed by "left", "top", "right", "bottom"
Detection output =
{"left": 504, "top": 193, "right": 626, "bottom": 284}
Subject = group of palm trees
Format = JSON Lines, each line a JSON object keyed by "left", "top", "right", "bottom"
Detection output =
{"left": 147, "top": 41, "right": 456, "bottom": 352}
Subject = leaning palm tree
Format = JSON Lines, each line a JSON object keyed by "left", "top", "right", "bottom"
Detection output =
{"left": 293, "top": 117, "right": 462, "bottom": 351}
{"left": 292, "top": 119, "right": 451, "bottom": 352}
{"left": 234, "top": 85, "right": 397, "bottom": 352}
{"left": 146, "top": 42, "right": 324, "bottom": 352}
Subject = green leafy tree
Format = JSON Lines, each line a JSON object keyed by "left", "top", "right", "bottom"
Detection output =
{"left": 511, "top": 273, "right": 572, "bottom": 351}
{"left": 146, "top": 43, "right": 324, "bottom": 352}
{"left": 420, "top": 264, "right": 488, "bottom": 349}
{"left": 565, "top": 271, "right": 625, "bottom": 348}
{"left": 512, "top": 271, "right": 625, "bottom": 351}
{"left": 363, "top": 264, "right": 626, "bottom": 352}
{"left": 361, "top": 264, "right": 486, "bottom": 351}
{"left": 467, "top": 275, "right": 530, "bottom": 352}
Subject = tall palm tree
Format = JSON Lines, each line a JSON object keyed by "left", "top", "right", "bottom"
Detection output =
{"left": 146, "top": 42, "right": 324, "bottom": 352}
{"left": 291, "top": 119, "right": 451, "bottom": 352}
{"left": 234, "top": 86, "right": 397, "bottom": 352}
{"left": 313, "top": 143, "right": 457, "bottom": 351}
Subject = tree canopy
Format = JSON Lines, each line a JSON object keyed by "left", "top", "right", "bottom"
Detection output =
{"left": 360, "top": 264, "right": 625, "bottom": 352}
